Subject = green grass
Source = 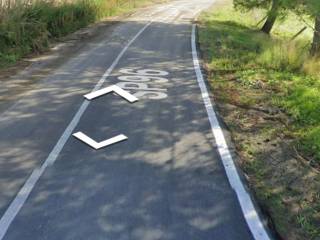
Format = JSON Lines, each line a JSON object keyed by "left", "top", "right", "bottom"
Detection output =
{"left": 199, "top": 2, "right": 320, "bottom": 239}
{"left": 0, "top": 0, "right": 152, "bottom": 67}
{"left": 199, "top": 6, "right": 320, "bottom": 164}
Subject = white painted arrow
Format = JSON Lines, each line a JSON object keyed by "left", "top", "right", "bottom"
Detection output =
{"left": 73, "top": 132, "right": 128, "bottom": 150}
{"left": 84, "top": 85, "right": 138, "bottom": 103}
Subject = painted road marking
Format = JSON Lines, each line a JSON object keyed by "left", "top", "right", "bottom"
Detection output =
{"left": 117, "top": 68, "right": 169, "bottom": 100}
{"left": 84, "top": 85, "right": 138, "bottom": 103}
{"left": 0, "top": 18, "right": 153, "bottom": 240}
{"left": 191, "top": 24, "right": 271, "bottom": 240}
{"left": 0, "top": 8, "right": 180, "bottom": 239}
{"left": 119, "top": 68, "right": 168, "bottom": 76}
{"left": 73, "top": 132, "right": 127, "bottom": 150}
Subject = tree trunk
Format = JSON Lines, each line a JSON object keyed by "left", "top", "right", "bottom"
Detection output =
{"left": 311, "top": 15, "right": 320, "bottom": 56}
{"left": 261, "top": 0, "right": 279, "bottom": 34}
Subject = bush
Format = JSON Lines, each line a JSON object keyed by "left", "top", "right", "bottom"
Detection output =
{"left": 0, "top": 0, "right": 148, "bottom": 67}
{"left": 0, "top": 4, "right": 49, "bottom": 57}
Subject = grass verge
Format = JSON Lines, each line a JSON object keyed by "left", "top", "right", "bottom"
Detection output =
{"left": 0, "top": 0, "right": 156, "bottom": 68}
{"left": 198, "top": 1, "right": 320, "bottom": 239}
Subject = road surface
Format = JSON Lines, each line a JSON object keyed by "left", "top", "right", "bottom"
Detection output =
{"left": 0, "top": 0, "right": 272, "bottom": 239}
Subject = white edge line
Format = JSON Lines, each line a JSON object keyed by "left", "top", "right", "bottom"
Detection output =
{"left": 0, "top": 20, "right": 152, "bottom": 240}
{"left": 73, "top": 132, "right": 128, "bottom": 150}
{"left": 191, "top": 24, "right": 271, "bottom": 240}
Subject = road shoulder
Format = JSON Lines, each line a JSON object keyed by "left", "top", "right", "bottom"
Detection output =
{"left": 197, "top": 2, "right": 320, "bottom": 239}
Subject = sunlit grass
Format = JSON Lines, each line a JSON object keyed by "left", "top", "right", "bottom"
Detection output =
{"left": 0, "top": 0, "right": 152, "bottom": 67}
{"left": 199, "top": 4, "right": 320, "bottom": 238}
{"left": 199, "top": 4, "right": 320, "bottom": 164}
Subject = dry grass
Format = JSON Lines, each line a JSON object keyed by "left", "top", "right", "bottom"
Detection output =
{"left": 303, "top": 57, "right": 320, "bottom": 77}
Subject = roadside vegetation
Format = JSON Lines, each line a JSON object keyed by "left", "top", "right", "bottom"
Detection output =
{"left": 0, "top": 0, "right": 153, "bottom": 67}
{"left": 198, "top": 0, "right": 320, "bottom": 239}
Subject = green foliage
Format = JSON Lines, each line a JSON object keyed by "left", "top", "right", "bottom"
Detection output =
{"left": 233, "top": 0, "right": 320, "bottom": 52}
{"left": 233, "top": 0, "right": 320, "bottom": 15}
{"left": 257, "top": 41, "right": 308, "bottom": 71}
{"left": 296, "top": 0, "right": 320, "bottom": 17}
{"left": 233, "top": 0, "right": 271, "bottom": 10}
{"left": 30, "top": 1, "right": 98, "bottom": 38}
{"left": 199, "top": 1, "right": 320, "bottom": 163}
{"left": 234, "top": 0, "right": 290, "bottom": 15}
{"left": 0, "top": 0, "right": 149, "bottom": 67}
{"left": 199, "top": 3, "right": 320, "bottom": 240}
{"left": 199, "top": 4, "right": 320, "bottom": 239}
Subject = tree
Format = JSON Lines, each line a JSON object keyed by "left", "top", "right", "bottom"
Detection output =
{"left": 234, "top": 0, "right": 285, "bottom": 34}
{"left": 234, "top": 0, "right": 320, "bottom": 55}
{"left": 311, "top": 16, "right": 320, "bottom": 56}
{"left": 261, "top": 0, "right": 280, "bottom": 34}
{"left": 305, "top": 0, "right": 320, "bottom": 56}
{"left": 288, "top": 0, "right": 320, "bottom": 56}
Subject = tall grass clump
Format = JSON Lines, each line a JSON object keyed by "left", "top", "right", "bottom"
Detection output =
{"left": 258, "top": 41, "right": 308, "bottom": 72}
{"left": 40, "top": 1, "right": 98, "bottom": 37}
{"left": 303, "top": 57, "right": 320, "bottom": 77}
{"left": 0, "top": 0, "right": 97, "bottom": 65}
{"left": 0, "top": 0, "right": 150, "bottom": 67}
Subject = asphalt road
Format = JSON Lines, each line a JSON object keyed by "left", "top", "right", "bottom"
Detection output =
{"left": 0, "top": 0, "right": 271, "bottom": 239}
